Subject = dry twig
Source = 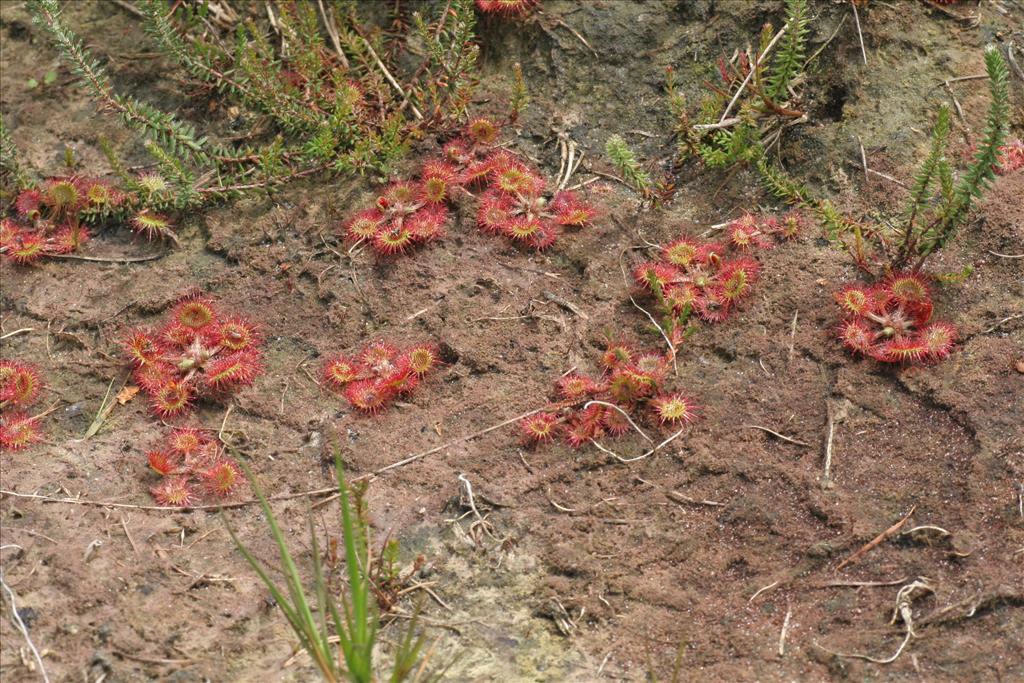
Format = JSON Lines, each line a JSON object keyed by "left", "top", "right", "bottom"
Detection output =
{"left": 0, "top": 559, "right": 51, "bottom": 683}
{"left": 1007, "top": 43, "right": 1024, "bottom": 82}
{"left": 666, "top": 490, "right": 726, "bottom": 508}
{"left": 743, "top": 424, "right": 809, "bottom": 447}
{"left": 0, "top": 527, "right": 58, "bottom": 544}
{"left": 749, "top": 580, "right": 781, "bottom": 603}
{"left": 455, "top": 473, "right": 498, "bottom": 544}
{"left": 813, "top": 577, "right": 908, "bottom": 589}
{"left": 551, "top": 18, "right": 597, "bottom": 57}
{"left": 983, "top": 313, "right": 1024, "bottom": 334}
{"left": 546, "top": 488, "right": 577, "bottom": 513}
{"left": 721, "top": 22, "right": 791, "bottom": 121}
{"left": 857, "top": 135, "right": 869, "bottom": 182}
{"left": 120, "top": 515, "right": 139, "bottom": 555}
{"left": 591, "top": 428, "right": 685, "bottom": 464}
{"left": 629, "top": 296, "right": 677, "bottom": 375}
{"left": 918, "top": 588, "right": 1024, "bottom": 626}
{"left": 4, "top": 405, "right": 550, "bottom": 513}
{"left": 865, "top": 167, "right": 909, "bottom": 188}
{"left": 788, "top": 309, "right": 798, "bottom": 362}
{"left": 0, "top": 486, "right": 338, "bottom": 512}
{"left": 836, "top": 505, "right": 916, "bottom": 571}
{"left": 822, "top": 399, "right": 849, "bottom": 489}
{"left": 851, "top": 2, "right": 867, "bottom": 65}
{"left": 778, "top": 607, "right": 793, "bottom": 656}
{"left": 358, "top": 36, "right": 423, "bottom": 120}
{"left": 804, "top": 14, "right": 847, "bottom": 66}
{"left": 543, "top": 290, "right": 588, "bottom": 319}
{"left": 110, "top": 0, "right": 143, "bottom": 17}
{"left": 48, "top": 252, "right": 165, "bottom": 264}
{"left": 375, "top": 406, "right": 544, "bottom": 475}
{"left": 584, "top": 400, "right": 652, "bottom": 442}
{"left": 316, "top": 0, "right": 349, "bottom": 69}
{"left": 0, "top": 328, "right": 35, "bottom": 340}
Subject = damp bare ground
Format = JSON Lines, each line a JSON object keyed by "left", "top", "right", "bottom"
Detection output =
{"left": 1, "top": 1, "right": 1022, "bottom": 681}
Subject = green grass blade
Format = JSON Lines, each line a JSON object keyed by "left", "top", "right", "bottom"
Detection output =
{"left": 237, "top": 463, "right": 339, "bottom": 680}
{"left": 223, "top": 515, "right": 314, "bottom": 657}
{"left": 335, "top": 451, "right": 375, "bottom": 682}
{"left": 82, "top": 376, "right": 119, "bottom": 439}
{"left": 307, "top": 507, "right": 334, "bottom": 654}
{"left": 389, "top": 611, "right": 428, "bottom": 683}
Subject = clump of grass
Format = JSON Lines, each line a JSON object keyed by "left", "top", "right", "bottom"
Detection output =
{"left": 226, "top": 449, "right": 443, "bottom": 682}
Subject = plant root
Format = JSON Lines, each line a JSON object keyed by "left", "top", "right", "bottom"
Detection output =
{"left": 814, "top": 578, "right": 934, "bottom": 664}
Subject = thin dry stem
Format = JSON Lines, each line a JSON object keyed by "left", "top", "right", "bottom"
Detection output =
{"left": 120, "top": 515, "right": 139, "bottom": 555}
{"left": 814, "top": 578, "right": 933, "bottom": 664}
{"left": 628, "top": 296, "right": 678, "bottom": 375}
{"left": 590, "top": 428, "right": 685, "bottom": 464}
{"left": 857, "top": 135, "right": 868, "bottom": 182}
{"left": 836, "top": 505, "right": 916, "bottom": 571}
{"left": 804, "top": 14, "right": 847, "bottom": 66}
{"left": 665, "top": 490, "right": 726, "bottom": 508}
{"left": 550, "top": 17, "right": 597, "bottom": 57}
{"left": 692, "top": 116, "right": 741, "bottom": 131}
{"left": 583, "top": 400, "right": 653, "bottom": 443}
{"left": 814, "top": 577, "right": 909, "bottom": 588}
{"left": 743, "top": 424, "right": 809, "bottom": 447}
{"left": 546, "top": 487, "right": 577, "bottom": 513}
{"left": 720, "top": 22, "right": 790, "bottom": 122}
{"left": 788, "top": 309, "right": 798, "bottom": 362}
{"left": 851, "top": 2, "right": 867, "bottom": 65}
{"left": 48, "top": 252, "right": 165, "bottom": 264}
{"left": 1008, "top": 43, "right": 1024, "bottom": 82}
{"left": 0, "top": 565, "right": 51, "bottom": 683}
{"left": 0, "top": 486, "right": 338, "bottom": 511}
{"left": 983, "top": 313, "right": 1024, "bottom": 334}
{"left": 0, "top": 328, "right": 35, "bottom": 340}
{"left": 778, "top": 607, "right": 793, "bottom": 656}
{"left": 316, "top": 0, "right": 349, "bottom": 69}
{"left": 749, "top": 580, "right": 781, "bottom": 603}
{"left": 375, "top": 406, "right": 546, "bottom": 475}
{"left": 359, "top": 36, "right": 423, "bottom": 120}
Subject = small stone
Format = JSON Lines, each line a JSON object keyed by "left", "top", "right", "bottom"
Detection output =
{"left": 807, "top": 541, "right": 836, "bottom": 559}
{"left": 17, "top": 606, "right": 37, "bottom": 628}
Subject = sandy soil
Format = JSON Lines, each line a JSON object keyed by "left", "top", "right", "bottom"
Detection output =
{"left": 1, "top": 1, "right": 1022, "bottom": 681}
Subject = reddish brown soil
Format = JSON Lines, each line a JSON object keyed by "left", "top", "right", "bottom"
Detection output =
{"left": 2, "top": 1, "right": 1022, "bottom": 681}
